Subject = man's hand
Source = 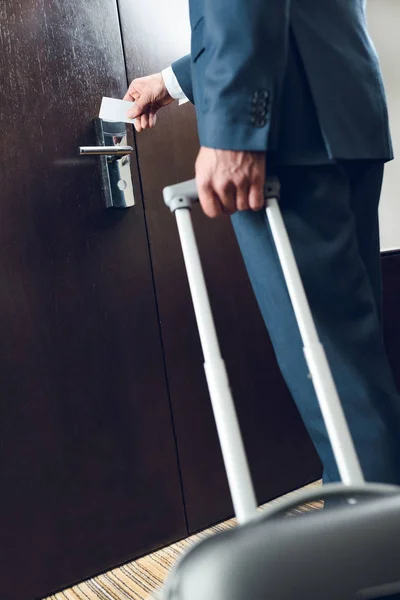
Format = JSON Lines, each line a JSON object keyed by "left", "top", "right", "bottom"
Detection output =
{"left": 123, "top": 73, "right": 174, "bottom": 132}
{"left": 195, "top": 148, "right": 266, "bottom": 218}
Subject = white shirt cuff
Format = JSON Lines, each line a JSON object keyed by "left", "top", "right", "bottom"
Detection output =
{"left": 162, "top": 66, "right": 189, "bottom": 105}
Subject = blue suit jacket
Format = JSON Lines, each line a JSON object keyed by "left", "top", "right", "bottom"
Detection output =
{"left": 172, "top": 0, "right": 393, "bottom": 164}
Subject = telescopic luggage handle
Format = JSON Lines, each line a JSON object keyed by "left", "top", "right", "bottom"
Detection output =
{"left": 163, "top": 176, "right": 365, "bottom": 524}
{"left": 164, "top": 180, "right": 258, "bottom": 525}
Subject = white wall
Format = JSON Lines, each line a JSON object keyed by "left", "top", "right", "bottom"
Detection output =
{"left": 367, "top": 0, "right": 400, "bottom": 251}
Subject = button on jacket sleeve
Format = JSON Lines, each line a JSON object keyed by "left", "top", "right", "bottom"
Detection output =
{"left": 189, "top": 0, "right": 290, "bottom": 151}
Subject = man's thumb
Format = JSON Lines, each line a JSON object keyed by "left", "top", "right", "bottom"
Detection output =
{"left": 127, "top": 99, "right": 147, "bottom": 120}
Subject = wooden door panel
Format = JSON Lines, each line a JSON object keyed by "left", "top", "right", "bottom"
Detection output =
{"left": 0, "top": 2, "right": 185, "bottom": 598}
{"left": 118, "top": 0, "right": 321, "bottom": 533}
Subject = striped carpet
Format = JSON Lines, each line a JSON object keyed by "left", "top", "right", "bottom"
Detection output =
{"left": 45, "top": 481, "right": 322, "bottom": 600}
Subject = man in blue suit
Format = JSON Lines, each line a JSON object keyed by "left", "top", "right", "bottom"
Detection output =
{"left": 124, "top": 0, "right": 400, "bottom": 485}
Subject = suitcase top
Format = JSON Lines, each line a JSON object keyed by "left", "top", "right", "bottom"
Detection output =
{"left": 162, "top": 487, "right": 400, "bottom": 600}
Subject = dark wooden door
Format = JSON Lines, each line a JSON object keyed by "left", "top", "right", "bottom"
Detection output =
{"left": 0, "top": 2, "right": 186, "bottom": 599}
{"left": 118, "top": 0, "right": 322, "bottom": 533}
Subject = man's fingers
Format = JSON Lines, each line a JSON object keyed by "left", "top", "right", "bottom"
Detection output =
{"left": 140, "top": 113, "right": 150, "bottom": 130}
{"left": 194, "top": 148, "right": 267, "bottom": 217}
{"left": 149, "top": 109, "right": 157, "bottom": 128}
{"left": 133, "top": 109, "right": 156, "bottom": 130}
{"left": 214, "top": 181, "right": 236, "bottom": 215}
{"left": 124, "top": 74, "right": 165, "bottom": 131}
{"left": 236, "top": 180, "right": 250, "bottom": 211}
{"left": 124, "top": 80, "right": 141, "bottom": 101}
{"left": 198, "top": 183, "right": 223, "bottom": 218}
{"left": 127, "top": 100, "right": 147, "bottom": 120}
{"left": 248, "top": 181, "right": 265, "bottom": 211}
{"left": 123, "top": 90, "right": 135, "bottom": 102}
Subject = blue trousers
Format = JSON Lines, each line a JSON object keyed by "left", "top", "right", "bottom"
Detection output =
{"left": 231, "top": 161, "right": 400, "bottom": 485}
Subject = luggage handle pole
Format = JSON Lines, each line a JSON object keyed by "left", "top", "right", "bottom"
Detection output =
{"left": 263, "top": 179, "right": 365, "bottom": 486}
{"left": 163, "top": 175, "right": 365, "bottom": 513}
{"left": 164, "top": 180, "right": 258, "bottom": 525}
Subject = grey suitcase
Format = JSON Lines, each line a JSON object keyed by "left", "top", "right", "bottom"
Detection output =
{"left": 157, "top": 177, "right": 400, "bottom": 600}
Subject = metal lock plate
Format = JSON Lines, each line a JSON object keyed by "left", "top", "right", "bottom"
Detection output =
{"left": 94, "top": 118, "right": 135, "bottom": 209}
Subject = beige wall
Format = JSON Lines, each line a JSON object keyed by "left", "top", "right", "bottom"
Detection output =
{"left": 368, "top": 0, "right": 400, "bottom": 251}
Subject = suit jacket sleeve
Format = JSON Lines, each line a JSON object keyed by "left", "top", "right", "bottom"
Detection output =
{"left": 171, "top": 54, "right": 194, "bottom": 104}
{"left": 189, "top": 0, "right": 289, "bottom": 151}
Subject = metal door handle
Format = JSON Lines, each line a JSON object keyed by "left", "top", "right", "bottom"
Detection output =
{"left": 79, "top": 146, "right": 133, "bottom": 156}
{"left": 79, "top": 118, "right": 135, "bottom": 209}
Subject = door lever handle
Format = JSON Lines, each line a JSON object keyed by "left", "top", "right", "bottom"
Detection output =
{"left": 79, "top": 119, "right": 135, "bottom": 209}
{"left": 79, "top": 146, "right": 133, "bottom": 156}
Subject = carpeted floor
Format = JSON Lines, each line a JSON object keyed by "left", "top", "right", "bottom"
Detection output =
{"left": 45, "top": 481, "right": 322, "bottom": 600}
